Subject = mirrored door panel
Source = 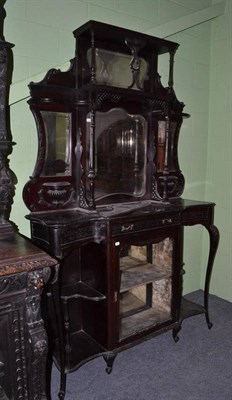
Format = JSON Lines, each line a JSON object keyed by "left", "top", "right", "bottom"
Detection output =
{"left": 119, "top": 238, "right": 173, "bottom": 340}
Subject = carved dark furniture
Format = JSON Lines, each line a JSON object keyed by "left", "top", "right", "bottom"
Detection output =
{"left": 0, "top": 7, "right": 57, "bottom": 400}
{"left": 22, "top": 21, "right": 219, "bottom": 400}
{"left": 0, "top": 234, "right": 56, "bottom": 400}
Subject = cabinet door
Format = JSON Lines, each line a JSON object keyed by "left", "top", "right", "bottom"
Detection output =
{"left": 112, "top": 227, "right": 182, "bottom": 345}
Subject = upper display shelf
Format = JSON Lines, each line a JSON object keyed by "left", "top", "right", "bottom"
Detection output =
{"left": 73, "top": 20, "right": 179, "bottom": 55}
{"left": 74, "top": 20, "right": 179, "bottom": 93}
{"left": 28, "top": 20, "right": 180, "bottom": 99}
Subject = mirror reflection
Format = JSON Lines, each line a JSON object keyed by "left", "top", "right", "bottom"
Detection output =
{"left": 87, "top": 48, "right": 148, "bottom": 89}
{"left": 86, "top": 108, "right": 147, "bottom": 200}
{"left": 41, "top": 111, "right": 72, "bottom": 177}
{"left": 156, "top": 120, "right": 177, "bottom": 172}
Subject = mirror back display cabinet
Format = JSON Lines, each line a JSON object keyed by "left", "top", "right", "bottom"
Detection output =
{"left": 23, "top": 21, "right": 219, "bottom": 400}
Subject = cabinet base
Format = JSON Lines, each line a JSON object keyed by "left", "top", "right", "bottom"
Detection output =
{"left": 172, "top": 296, "right": 213, "bottom": 343}
{"left": 54, "top": 330, "right": 106, "bottom": 374}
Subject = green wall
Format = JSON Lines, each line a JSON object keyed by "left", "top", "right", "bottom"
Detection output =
{"left": 203, "top": 0, "right": 232, "bottom": 301}
{"left": 4, "top": 0, "right": 231, "bottom": 301}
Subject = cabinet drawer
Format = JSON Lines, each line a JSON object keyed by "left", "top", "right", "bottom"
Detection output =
{"left": 181, "top": 207, "right": 212, "bottom": 226}
{"left": 111, "top": 214, "right": 180, "bottom": 236}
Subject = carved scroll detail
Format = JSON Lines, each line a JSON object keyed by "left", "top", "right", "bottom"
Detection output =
{"left": 0, "top": 361, "right": 9, "bottom": 400}
{"left": 0, "top": 258, "right": 55, "bottom": 276}
{"left": 13, "top": 306, "right": 28, "bottom": 400}
{"left": 0, "top": 40, "right": 15, "bottom": 227}
{"left": 0, "top": 273, "right": 27, "bottom": 295}
{"left": 25, "top": 268, "right": 51, "bottom": 399}
{"left": 125, "top": 38, "right": 145, "bottom": 90}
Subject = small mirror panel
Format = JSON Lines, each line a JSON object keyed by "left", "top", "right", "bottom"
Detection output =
{"left": 41, "top": 111, "right": 72, "bottom": 177}
{"left": 87, "top": 48, "right": 148, "bottom": 89}
{"left": 156, "top": 120, "right": 178, "bottom": 173}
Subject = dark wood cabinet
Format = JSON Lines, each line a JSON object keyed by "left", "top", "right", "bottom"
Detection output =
{"left": 22, "top": 21, "right": 219, "bottom": 399}
{"left": 27, "top": 201, "right": 219, "bottom": 399}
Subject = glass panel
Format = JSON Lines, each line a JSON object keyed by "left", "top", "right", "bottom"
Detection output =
{"left": 158, "top": 52, "right": 169, "bottom": 88}
{"left": 86, "top": 108, "right": 147, "bottom": 200}
{"left": 119, "top": 238, "right": 173, "bottom": 340}
{"left": 41, "top": 111, "right": 72, "bottom": 177}
{"left": 87, "top": 48, "right": 148, "bottom": 89}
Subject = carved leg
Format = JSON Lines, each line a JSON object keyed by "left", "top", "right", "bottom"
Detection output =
{"left": 172, "top": 324, "right": 181, "bottom": 343}
{"left": 63, "top": 299, "right": 71, "bottom": 352}
{"left": 204, "top": 225, "right": 220, "bottom": 329}
{"left": 58, "top": 374, "right": 67, "bottom": 400}
{"left": 103, "top": 353, "right": 117, "bottom": 374}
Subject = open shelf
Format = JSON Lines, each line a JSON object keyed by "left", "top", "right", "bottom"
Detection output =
{"left": 120, "top": 291, "right": 148, "bottom": 317}
{"left": 120, "top": 255, "right": 171, "bottom": 292}
{"left": 61, "top": 281, "right": 106, "bottom": 301}
{"left": 120, "top": 305, "right": 171, "bottom": 339}
{"left": 54, "top": 330, "right": 106, "bottom": 373}
{"left": 180, "top": 296, "right": 205, "bottom": 321}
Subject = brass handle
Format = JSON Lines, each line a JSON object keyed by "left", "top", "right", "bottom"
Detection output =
{"left": 162, "top": 218, "right": 172, "bottom": 224}
{"left": 121, "top": 223, "right": 134, "bottom": 232}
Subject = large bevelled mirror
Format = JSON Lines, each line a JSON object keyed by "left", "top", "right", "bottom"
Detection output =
{"left": 86, "top": 108, "right": 147, "bottom": 201}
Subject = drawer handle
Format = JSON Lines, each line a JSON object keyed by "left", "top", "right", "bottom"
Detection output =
{"left": 162, "top": 218, "right": 172, "bottom": 224}
{"left": 121, "top": 224, "right": 134, "bottom": 232}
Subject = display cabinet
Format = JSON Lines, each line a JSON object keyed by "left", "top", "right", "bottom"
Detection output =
{"left": 22, "top": 21, "right": 219, "bottom": 399}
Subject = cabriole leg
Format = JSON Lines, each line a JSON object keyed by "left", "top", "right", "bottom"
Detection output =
{"left": 103, "top": 353, "right": 117, "bottom": 374}
{"left": 204, "top": 225, "right": 220, "bottom": 329}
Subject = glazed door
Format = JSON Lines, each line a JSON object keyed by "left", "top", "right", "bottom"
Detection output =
{"left": 111, "top": 226, "right": 182, "bottom": 346}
